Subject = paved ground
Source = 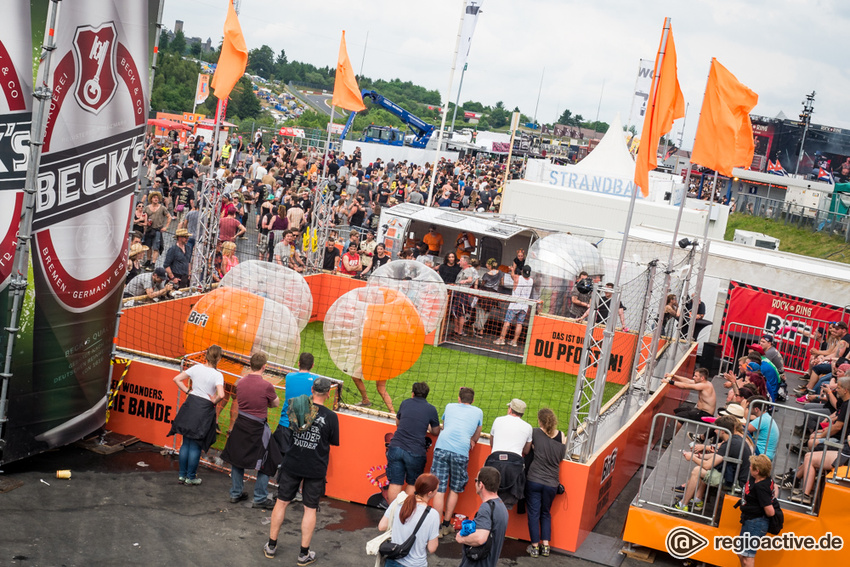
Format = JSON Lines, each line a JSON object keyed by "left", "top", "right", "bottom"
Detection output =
{"left": 0, "top": 442, "right": 684, "bottom": 567}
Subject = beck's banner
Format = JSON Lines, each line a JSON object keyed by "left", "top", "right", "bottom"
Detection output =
{"left": 0, "top": 0, "right": 34, "bottom": 465}
{"left": 0, "top": 0, "right": 32, "bottom": 291}
{"left": 720, "top": 281, "right": 849, "bottom": 374}
{"left": 3, "top": 0, "right": 151, "bottom": 464}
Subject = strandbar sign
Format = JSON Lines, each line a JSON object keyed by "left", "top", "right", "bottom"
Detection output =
{"left": 2, "top": 0, "right": 153, "bottom": 464}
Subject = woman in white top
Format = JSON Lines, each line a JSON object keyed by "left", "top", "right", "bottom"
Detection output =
{"left": 378, "top": 473, "right": 440, "bottom": 567}
{"left": 167, "top": 346, "right": 225, "bottom": 485}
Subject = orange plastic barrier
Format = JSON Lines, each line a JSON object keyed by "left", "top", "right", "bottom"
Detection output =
{"left": 526, "top": 316, "right": 665, "bottom": 385}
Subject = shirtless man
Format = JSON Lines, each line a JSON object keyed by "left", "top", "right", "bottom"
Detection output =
{"left": 665, "top": 367, "right": 716, "bottom": 432}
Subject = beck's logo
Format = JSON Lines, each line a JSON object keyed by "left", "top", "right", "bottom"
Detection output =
{"left": 73, "top": 22, "right": 118, "bottom": 114}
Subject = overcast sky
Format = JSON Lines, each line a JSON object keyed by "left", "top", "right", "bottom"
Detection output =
{"left": 164, "top": 0, "right": 850, "bottom": 149}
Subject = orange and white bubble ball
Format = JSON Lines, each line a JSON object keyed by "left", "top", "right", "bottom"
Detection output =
{"left": 367, "top": 259, "right": 447, "bottom": 335}
{"left": 183, "top": 287, "right": 300, "bottom": 366}
{"left": 323, "top": 286, "right": 425, "bottom": 381}
{"left": 219, "top": 259, "right": 313, "bottom": 331}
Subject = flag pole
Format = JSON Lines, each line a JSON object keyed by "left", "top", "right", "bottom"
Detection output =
{"left": 428, "top": 0, "right": 466, "bottom": 207}
{"left": 322, "top": 105, "right": 336, "bottom": 180}
{"left": 627, "top": 16, "right": 673, "bottom": 395}
{"left": 193, "top": 74, "right": 201, "bottom": 114}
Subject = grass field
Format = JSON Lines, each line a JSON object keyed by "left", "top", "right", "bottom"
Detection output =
{"left": 213, "top": 321, "right": 624, "bottom": 449}
{"left": 725, "top": 213, "right": 850, "bottom": 263}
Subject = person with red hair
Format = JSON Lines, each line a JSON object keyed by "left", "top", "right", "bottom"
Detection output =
{"left": 378, "top": 473, "right": 440, "bottom": 567}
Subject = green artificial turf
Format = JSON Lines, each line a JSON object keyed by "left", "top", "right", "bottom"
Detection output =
{"left": 213, "top": 321, "right": 624, "bottom": 450}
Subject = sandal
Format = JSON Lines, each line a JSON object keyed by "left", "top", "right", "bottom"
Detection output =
{"left": 354, "top": 401, "right": 372, "bottom": 408}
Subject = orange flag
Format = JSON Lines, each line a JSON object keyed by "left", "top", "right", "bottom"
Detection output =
{"left": 690, "top": 58, "right": 758, "bottom": 177}
{"left": 332, "top": 31, "right": 366, "bottom": 112}
{"left": 634, "top": 20, "right": 686, "bottom": 197}
{"left": 211, "top": 0, "right": 248, "bottom": 101}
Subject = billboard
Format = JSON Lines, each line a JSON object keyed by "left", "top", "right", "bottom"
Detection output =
{"left": 1, "top": 0, "right": 156, "bottom": 464}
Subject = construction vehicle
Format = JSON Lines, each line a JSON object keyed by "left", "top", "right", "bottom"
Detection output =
{"left": 340, "top": 90, "right": 436, "bottom": 149}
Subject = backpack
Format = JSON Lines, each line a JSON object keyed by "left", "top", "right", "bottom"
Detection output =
{"left": 768, "top": 497, "right": 784, "bottom": 535}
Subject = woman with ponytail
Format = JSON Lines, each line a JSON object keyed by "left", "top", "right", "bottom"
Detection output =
{"left": 378, "top": 473, "right": 440, "bottom": 566}
{"left": 167, "top": 345, "right": 225, "bottom": 485}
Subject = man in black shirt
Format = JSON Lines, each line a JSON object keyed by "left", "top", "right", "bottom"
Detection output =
{"left": 321, "top": 237, "right": 341, "bottom": 272}
{"left": 265, "top": 378, "right": 339, "bottom": 564}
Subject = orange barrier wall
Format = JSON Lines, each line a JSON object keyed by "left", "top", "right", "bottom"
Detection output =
{"left": 526, "top": 316, "right": 664, "bottom": 385}
{"left": 118, "top": 295, "right": 201, "bottom": 359}
{"left": 107, "top": 360, "right": 181, "bottom": 451}
{"left": 624, "top": 486, "right": 850, "bottom": 566}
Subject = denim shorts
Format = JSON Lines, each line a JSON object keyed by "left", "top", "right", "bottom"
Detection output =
{"left": 386, "top": 446, "right": 427, "bottom": 486}
{"left": 430, "top": 448, "right": 469, "bottom": 493}
{"left": 739, "top": 515, "right": 769, "bottom": 558}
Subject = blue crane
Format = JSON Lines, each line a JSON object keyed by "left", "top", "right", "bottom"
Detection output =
{"left": 340, "top": 90, "right": 436, "bottom": 149}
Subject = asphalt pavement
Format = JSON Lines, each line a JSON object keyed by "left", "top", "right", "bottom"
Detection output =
{"left": 0, "top": 442, "right": 687, "bottom": 567}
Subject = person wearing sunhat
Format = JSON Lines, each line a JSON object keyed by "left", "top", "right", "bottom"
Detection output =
{"left": 164, "top": 228, "right": 192, "bottom": 288}
{"left": 126, "top": 242, "right": 149, "bottom": 284}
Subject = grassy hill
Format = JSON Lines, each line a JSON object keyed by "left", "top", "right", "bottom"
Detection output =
{"left": 724, "top": 213, "right": 850, "bottom": 264}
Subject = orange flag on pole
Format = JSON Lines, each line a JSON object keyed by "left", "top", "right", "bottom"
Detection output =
{"left": 634, "top": 19, "right": 685, "bottom": 197}
{"left": 690, "top": 58, "right": 758, "bottom": 177}
{"left": 211, "top": 0, "right": 248, "bottom": 101}
{"left": 332, "top": 31, "right": 366, "bottom": 112}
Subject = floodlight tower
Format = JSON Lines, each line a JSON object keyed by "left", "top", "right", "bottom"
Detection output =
{"left": 794, "top": 91, "right": 815, "bottom": 176}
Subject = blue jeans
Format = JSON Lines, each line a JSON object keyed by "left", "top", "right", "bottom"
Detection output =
{"left": 386, "top": 446, "right": 427, "bottom": 486}
{"left": 178, "top": 438, "right": 202, "bottom": 479}
{"left": 231, "top": 466, "right": 270, "bottom": 503}
{"left": 384, "top": 560, "right": 404, "bottom": 567}
{"left": 739, "top": 516, "right": 769, "bottom": 558}
{"left": 526, "top": 479, "right": 557, "bottom": 543}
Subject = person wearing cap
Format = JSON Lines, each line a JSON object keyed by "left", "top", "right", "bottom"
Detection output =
{"left": 422, "top": 225, "right": 443, "bottom": 256}
{"left": 385, "top": 382, "right": 441, "bottom": 504}
{"left": 486, "top": 399, "right": 533, "bottom": 509}
{"left": 124, "top": 267, "right": 174, "bottom": 301}
{"left": 673, "top": 414, "right": 752, "bottom": 513}
{"left": 220, "top": 351, "right": 279, "bottom": 510}
{"left": 164, "top": 228, "right": 192, "bottom": 289}
{"left": 126, "top": 242, "right": 149, "bottom": 284}
{"left": 665, "top": 368, "right": 717, "bottom": 433}
{"left": 265, "top": 376, "right": 339, "bottom": 564}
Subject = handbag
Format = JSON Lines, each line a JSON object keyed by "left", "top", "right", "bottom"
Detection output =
{"left": 379, "top": 505, "right": 433, "bottom": 560}
{"left": 366, "top": 493, "right": 405, "bottom": 566}
{"left": 464, "top": 500, "right": 496, "bottom": 561}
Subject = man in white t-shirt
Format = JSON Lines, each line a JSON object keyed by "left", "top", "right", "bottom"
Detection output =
{"left": 493, "top": 266, "right": 534, "bottom": 347}
{"left": 486, "top": 398, "right": 533, "bottom": 509}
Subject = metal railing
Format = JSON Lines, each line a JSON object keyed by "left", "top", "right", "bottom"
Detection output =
{"left": 733, "top": 194, "right": 850, "bottom": 243}
{"left": 746, "top": 398, "right": 841, "bottom": 515}
{"left": 635, "top": 413, "right": 741, "bottom": 526}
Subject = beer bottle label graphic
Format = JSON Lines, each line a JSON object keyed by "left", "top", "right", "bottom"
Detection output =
{"left": 4, "top": 1, "right": 151, "bottom": 460}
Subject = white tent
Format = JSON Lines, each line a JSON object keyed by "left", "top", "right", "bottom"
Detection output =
{"left": 525, "top": 114, "right": 683, "bottom": 204}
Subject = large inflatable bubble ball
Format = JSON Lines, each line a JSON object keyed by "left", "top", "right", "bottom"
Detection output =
{"left": 219, "top": 260, "right": 313, "bottom": 331}
{"left": 527, "top": 233, "right": 606, "bottom": 282}
{"left": 183, "top": 287, "right": 301, "bottom": 367}
{"left": 323, "top": 286, "right": 425, "bottom": 381}
{"left": 367, "top": 259, "right": 447, "bottom": 334}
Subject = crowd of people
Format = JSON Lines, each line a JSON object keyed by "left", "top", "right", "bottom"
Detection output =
{"left": 661, "top": 326, "right": 850, "bottom": 565}
{"left": 165, "top": 344, "right": 568, "bottom": 564}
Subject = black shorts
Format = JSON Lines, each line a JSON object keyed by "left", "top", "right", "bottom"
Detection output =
{"left": 674, "top": 406, "right": 713, "bottom": 423}
{"left": 277, "top": 470, "right": 325, "bottom": 509}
